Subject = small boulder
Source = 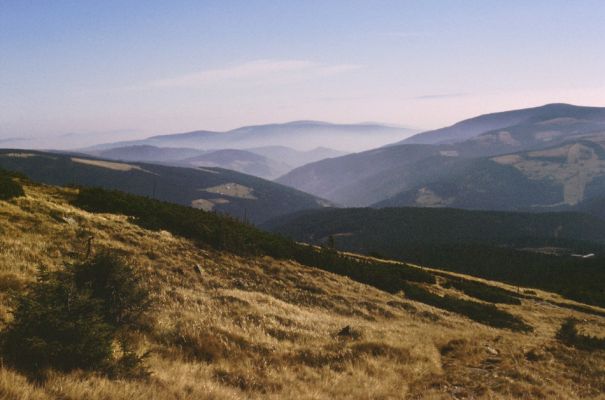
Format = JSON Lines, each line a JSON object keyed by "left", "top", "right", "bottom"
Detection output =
{"left": 61, "top": 216, "right": 77, "bottom": 225}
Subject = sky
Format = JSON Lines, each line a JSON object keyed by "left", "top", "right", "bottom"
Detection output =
{"left": 1, "top": 0, "right": 605, "bottom": 141}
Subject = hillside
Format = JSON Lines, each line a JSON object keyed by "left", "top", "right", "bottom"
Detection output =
{"left": 264, "top": 207, "right": 605, "bottom": 307}
{"left": 379, "top": 138, "right": 605, "bottom": 211}
{"left": 0, "top": 150, "right": 329, "bottom": 224}
{"left": 399, "top": 103, "right": 605, "bottom": 145}
{"left": 277, "top": 144, "right": 442, "bottom": 206}
{"left": 0, "top": 169, "right": 604, "bottom": 399}
{"left": 264, "top": 207, "right": 605, "bottom": 247}
{"left": 278, "top": 104, "right": 605, "bottom": 208}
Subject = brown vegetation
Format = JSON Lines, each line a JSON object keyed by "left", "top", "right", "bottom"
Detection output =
{"left": 0, "top": 180, "right": 603, "bottom": 399}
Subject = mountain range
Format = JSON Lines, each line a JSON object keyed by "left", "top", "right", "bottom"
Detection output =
{"left": 1, "top": 121, "right": 412, "bottom": 181}
{"left": 88, "top": 121, "right": 417, "bottom": 153}
{"left": 87, "top": 144, "right": 346, "bottom": 180}
{"left": 74, "top": 120, "right": 415, "bottom": 179}
{"left": 277, "top": 104, "right": 605, "bottom": 211}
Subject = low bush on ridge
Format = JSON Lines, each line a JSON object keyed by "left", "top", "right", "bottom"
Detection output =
{"left": 445, "top": 278, "right": 522, "bottom": 305}
{"left": 557, "top": 318, "right": 605, "bottom": 350}
{"left": 73, "top": 187, "right": 436, "bottom": 293}
{"left": 402, "top": 283, "right": 532, "bottom": 332}
{"left": 0, "top": 168, "right": 25, "bottom": 200}
{"left": 0, "top": 253, "right": 150, "bottom": 380}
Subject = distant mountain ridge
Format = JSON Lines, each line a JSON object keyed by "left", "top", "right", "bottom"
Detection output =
{"left": 95, "top": 145, "right": 206, "bottom": 163}
{"left": 87, "top": 120, "right": 417, "bottom": 153}
{"left": 277, "top": 104, "right": 605, "bottom": 210}
{"left": 86, "top": 144, "right": 346, "bottom": 180}
{"left": 75, "top": 120, "right": 406, "bottom": 179}
{"left": 400, "top": 103, "right": 605, "bottom": 145}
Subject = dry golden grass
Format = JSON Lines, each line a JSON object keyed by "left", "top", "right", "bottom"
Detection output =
{"left": 0, "top": 180, "right": 604, "bottom": 399}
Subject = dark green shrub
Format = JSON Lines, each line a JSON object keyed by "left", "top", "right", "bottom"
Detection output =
{"left": 72, "top": 253, "right": 150, "bottom": 327}
{"left": 72, "top": 187, "right": 436, "bottom": 295}
{"left": 552, "top": 302, "right": 605, "bottom": 318}
{"left": 1, "top": 267, "right": 114, "bottom": 376}
{"left": 447, "top": 279, "right": 522, "bottom": 305}
{"left": 0, "top": 253, "right": 150, "bottom": 379}
{"left": 402, "top": 283, "right": 532, "bottom": 332}
{"left": 556, "top": 318, "right": 605, "bottom": 350}
{"left": 0, "top": 171, "right": 24, "bottom": 200}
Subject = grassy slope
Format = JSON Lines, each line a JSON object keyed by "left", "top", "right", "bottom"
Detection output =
{"left": 0, "top": 181, "right": 604, "bottom": 399}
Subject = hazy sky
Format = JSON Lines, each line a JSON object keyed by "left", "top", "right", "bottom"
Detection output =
{"left": 2, "top": 0, "right": 605, "bottom": 139}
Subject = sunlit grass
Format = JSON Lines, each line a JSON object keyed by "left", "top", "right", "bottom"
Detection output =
{"left": 0, "top": 180, "right": 603, "bottom": 399}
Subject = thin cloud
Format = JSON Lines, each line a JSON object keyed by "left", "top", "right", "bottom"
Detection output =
{"left": 413, "top": 93, "right": 469, "bottom": 100}
{"left": 146, "top": 59, "right": 362, "bottom": 89}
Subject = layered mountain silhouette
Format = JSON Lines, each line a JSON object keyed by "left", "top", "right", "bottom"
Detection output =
{"left": 87, "top": 121, "right": 415, "bottom": 153}
{"left": 80, "top": 121, "right": 399, "bottom": 179}
{"left": 88, "top": 144, "right": 346, "bottom": 180}
{"left": 277, "top": 104, "right": 605, "bottom": 211}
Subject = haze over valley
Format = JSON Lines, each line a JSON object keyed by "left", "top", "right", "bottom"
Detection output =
{"left": 1, "top": 2, "right": 605, "bottom": 399}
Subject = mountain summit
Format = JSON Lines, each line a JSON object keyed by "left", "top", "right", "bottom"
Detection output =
{"left": 400, "top": 103, "right": 605, "bottom": 145}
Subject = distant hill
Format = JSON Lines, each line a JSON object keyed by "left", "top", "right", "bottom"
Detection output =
{"left": 246, "top": 146, "right": 347, "bottom": 169}
{"left": 577, "top": 195, "right": 605, "bottom": 220}
{"left": 84, "top": 144, "right": 346, "bottom": 180}
{"left": 399, "top": 103, "right": 605, "bottom": 145}
{"left": 277, "top": 144, "right": 442, "bottom": 206}
{"left": 377, "top": 138, "right": 605, "bottom": 211}
{"left": 87, "top": 121, "right": 417, "bottom": 153}
{"left": 0, "top": 149, "right": 330, "bottom": 223}
{"left": 93, "top": 145, "right": 206, "bottom": 163}
{"left": 278, "top": 104, "right": 605, "bottom": 208}
{"left": 179, "top": 149, "right": 291, "bottom": 179}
